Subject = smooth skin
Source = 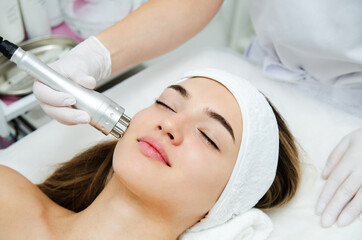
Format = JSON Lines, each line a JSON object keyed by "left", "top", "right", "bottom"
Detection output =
{"left": 0, "top": 77, "right": 242, "bottom": 240}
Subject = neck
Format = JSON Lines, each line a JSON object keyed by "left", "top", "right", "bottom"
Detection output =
{"left": 56, "top": 176, "right": 181, "bottom": 240}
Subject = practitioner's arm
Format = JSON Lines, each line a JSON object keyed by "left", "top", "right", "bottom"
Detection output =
{"left": 32, "top": 0, "right": 224, "bottom": 125}
{"left": 98, "top": 0, "right": 224, "bottom": 73}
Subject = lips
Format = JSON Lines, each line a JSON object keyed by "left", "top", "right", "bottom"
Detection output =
{"left": 137, "top": 137, "right": 171, "bottom": 167}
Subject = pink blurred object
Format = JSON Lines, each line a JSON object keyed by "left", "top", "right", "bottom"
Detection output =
{"left": 0, "top": 95, "right": 21, "bottom": 106}
{"left": 51, "top": 22, "right": 84, "bottom": 43}
{"left": 0, "top": 134, "right": 16, "bottom": 149}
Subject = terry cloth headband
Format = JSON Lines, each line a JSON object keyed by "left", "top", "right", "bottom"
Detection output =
{"left": 177, "top": 68, "right": 279, "bottom": 232}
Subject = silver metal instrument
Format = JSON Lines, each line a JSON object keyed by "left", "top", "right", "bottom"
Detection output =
{"left": 0, "top": 36, "right": 130, "bottom": 138}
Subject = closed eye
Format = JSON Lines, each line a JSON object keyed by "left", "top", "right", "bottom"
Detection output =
{"left": 156, "top": 99, "right": 219, "bottom": 151}
{"left": 199, "top": 129, "right": 219, "bottom": 151}
{"left": 155, "top": 99, "right": 176, "bottom": 113}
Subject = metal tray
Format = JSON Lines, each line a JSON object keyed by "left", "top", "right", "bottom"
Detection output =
{"left": 0, "top": 36, "right": 77, "bottom": 96}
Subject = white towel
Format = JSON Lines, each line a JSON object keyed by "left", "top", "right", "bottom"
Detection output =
{"left": 179, "top": 208, "right": 273, "bottom": 240}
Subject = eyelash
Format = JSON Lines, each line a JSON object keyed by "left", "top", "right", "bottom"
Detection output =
{"left": 155, "top": 99, "right": 219, "bottom": 151}
{"left": 155, "top": 99, "right": 175, "bottom": 112}
{"left": 199, "top": 129, "right": 219, "bottom": 151}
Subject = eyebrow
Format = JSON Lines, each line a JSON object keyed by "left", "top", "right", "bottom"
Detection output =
{"left": 205, "top": 109, "right": 235, "bottom": 142}
{"left": 167, "top": 84, "right": 235, "bottom": 142}
{"left": 167, "top": 85, "right": 190, "bottom": 99}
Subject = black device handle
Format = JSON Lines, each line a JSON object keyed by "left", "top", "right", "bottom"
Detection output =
{"left": 0, "top": 36, "right": 19, "bottom": 59}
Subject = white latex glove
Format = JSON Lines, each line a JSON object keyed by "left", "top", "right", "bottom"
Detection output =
{"left": 33, "top": 36, "right": 111, "bottom": 125}
{"left": 316, "top": 127, "right": 362, "bottom": 227}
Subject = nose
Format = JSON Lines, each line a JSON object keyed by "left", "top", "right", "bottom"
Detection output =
{"left": 157, "top": 117, "right": 184, "bottom": 145}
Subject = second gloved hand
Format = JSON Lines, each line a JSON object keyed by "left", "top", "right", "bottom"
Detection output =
{"left": 33, "top": 36, "right": 112, "bottom": 125}
{"left": 316, "top": 127, "right": 362, "bottom": 227}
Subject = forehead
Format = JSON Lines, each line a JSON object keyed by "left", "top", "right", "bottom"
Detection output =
{"left": 178, "top": 77, "right": 238, "bottom": 106}
{"left": 180, "top": 77, "right": 228, "bottom": 95}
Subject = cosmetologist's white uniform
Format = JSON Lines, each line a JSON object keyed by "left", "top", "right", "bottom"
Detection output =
{"left": 247, "top": 0, "right": 362, "bottom": 88}
{"left": 244, "top": 0, "right": 362, "bottom": 117}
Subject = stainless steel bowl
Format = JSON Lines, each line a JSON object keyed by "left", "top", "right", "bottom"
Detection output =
{"left": 0, "top": 36, "right": 77, "bottom": 96}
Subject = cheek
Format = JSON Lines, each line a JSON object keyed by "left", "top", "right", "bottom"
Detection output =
{"left": 112, "top": 134, "right": 139, "bottom": 185}
{"left": 111, "top": 113, "right": 157, "bottom": 195}
{"left": 173, "top": 141, "right": 233, "bottom": 210}
{"left": 112, "top": 137, "right": 171, "bottom": 200}
{"left": 111, "top": 115, "right": 177, "bottom": 201}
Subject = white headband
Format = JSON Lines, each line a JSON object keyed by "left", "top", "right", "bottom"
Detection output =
{"left": 178, "top": 68, "right": 279, "bottom": 232}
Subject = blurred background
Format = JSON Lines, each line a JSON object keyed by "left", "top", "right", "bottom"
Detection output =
{"left": 0, "top": 0, "right": 254, "bottom": 149}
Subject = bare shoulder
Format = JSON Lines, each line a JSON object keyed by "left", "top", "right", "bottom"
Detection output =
{"left": 0, "top": 165, "right": 35, "bottom": 194}
{"left": 0, "top": 164, "right": 30, "bottom": 182}
{"left": 0, "top": 165, "right": 52, "bottom": 238}
{"left": 0, "top": 165, "right": 48, "bottom": 215}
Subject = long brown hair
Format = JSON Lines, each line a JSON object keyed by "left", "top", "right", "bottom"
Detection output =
{"left": 255, "top": 100, "right": 300, "bottom": 209}
{"left": 38, "top": 141, "right": 116, "bottom": 212}
{"left": 38, "top": 103, "right": 300, "bottom": 212}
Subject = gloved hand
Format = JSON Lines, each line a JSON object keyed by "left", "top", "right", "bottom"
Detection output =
{"left": 316, "top": 127, "right": 362, "bottom": 227}
{"left": 33, "top": 36, "right": 112, "bottom": 125}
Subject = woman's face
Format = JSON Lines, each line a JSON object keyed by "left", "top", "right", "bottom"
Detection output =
{"left": 113, "top": 77, "right": 242, "bottom": 224}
